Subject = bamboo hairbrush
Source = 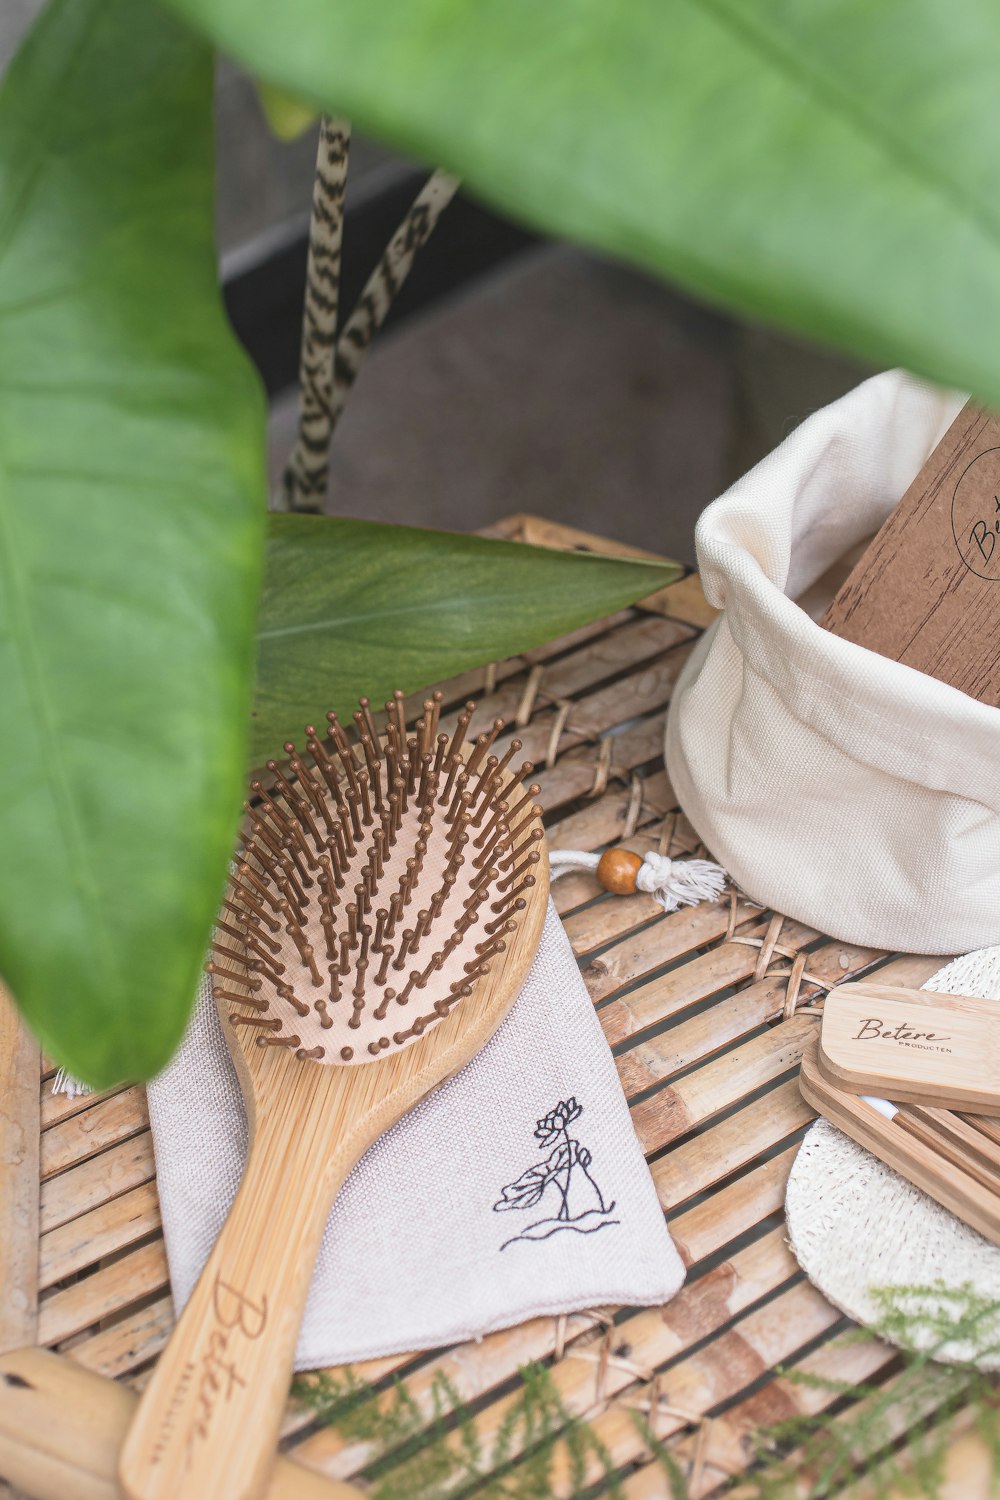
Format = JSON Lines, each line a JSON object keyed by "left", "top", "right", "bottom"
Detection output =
{"left": 119, "top": 692, "right": 548, "bottom": 1500}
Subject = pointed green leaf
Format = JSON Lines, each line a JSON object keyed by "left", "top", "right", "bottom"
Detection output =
{"left": 254, "top": 517, "right": 679, "bottom": 762}
{"left": 0, "top": 0, "right": 266, "bottom": 1087}
{"left": 163, "top": 0, "right": 1000, "bottom": 405}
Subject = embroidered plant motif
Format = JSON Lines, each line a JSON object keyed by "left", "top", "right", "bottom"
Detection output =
{"left": 493, "top": 1097, "right": 619, "bottom": 1250}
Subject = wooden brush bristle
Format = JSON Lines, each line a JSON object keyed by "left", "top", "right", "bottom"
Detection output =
{"left": 212, "top": 695, "right": 544, "bottom": 1064}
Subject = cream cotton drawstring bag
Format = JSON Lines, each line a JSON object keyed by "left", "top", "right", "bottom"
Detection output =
{"left": 665, "top": 369, "right": 1000, "bottom": 956}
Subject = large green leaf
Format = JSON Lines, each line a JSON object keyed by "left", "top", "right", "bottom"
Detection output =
{"left": 0, "top": 0, "right": 266, "bottom": 1086}
{"left": 254, "top": 517, "right": 679, "bottom": 762}
{"left": 163, "top": 0, "right": 1000, "bottom": 405}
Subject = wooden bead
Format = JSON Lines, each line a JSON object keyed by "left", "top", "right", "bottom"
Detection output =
{"left": 596, "top": 847, "right": 643, "bottom": 895}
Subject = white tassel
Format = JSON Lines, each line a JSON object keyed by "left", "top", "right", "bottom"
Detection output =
{"left": 634, "top": 851, "right": 727, "bottom": 911}
{"left": 550, "top": 847, "right": 727, "bottom": 913}
{"left": 52, "top": 1066, "right": 93, "bottom": 1099}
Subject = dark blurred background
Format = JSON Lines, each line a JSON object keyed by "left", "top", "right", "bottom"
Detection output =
{"left": 2, "top": 5, "right": 874, "bottom": 563}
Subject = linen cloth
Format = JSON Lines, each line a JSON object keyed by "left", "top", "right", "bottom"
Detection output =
{"left": 664, "top": 369, "right": 1000, "bottom": 954}
{"left": 147, "top": 901, "right": 684, "bottom": 1369}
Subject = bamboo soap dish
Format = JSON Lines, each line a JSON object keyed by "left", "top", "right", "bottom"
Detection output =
{"left": 800, "top": 1035, "right": 1000, "bottom": 1250}
{"left": 802, "top": 982, "right": 1000, "bottom": 1246}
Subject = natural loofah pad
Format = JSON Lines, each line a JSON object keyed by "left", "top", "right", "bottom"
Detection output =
{"left": 786, "top": 947, "right": 1000, "bottom": 1369}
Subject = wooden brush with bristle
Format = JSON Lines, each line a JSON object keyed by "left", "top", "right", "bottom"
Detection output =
{"left": 119, "top": 691, "right": 548, "bottom": 1500}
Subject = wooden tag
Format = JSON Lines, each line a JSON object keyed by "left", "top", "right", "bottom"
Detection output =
{"left": 819, "top": 982, "right": 1000, "bottom": 1113}
{"left": 821, "top": 400, "right": 1000, "bottom": 704}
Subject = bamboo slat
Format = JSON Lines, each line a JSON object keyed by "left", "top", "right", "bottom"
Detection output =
{"left": 38, "top": 1240, "right": 168, "bottom": 1347}
{"left": 655, "top": 1077, "right": 814, "bottom": 1211}
{"left": 39, "top": 1180, "right": 161, "bottom": 1290}
{"left": 616, "top": 934, "right": 881, "bottom": 1087}
{"left": 535, "top": 710, "right": 669, "bottom": 820}
{"left": 40, "top": 1086, "right": 148, "bottom": 1180}
{"left": 64, "top": 1295, "right": 174, "bottom": 1379}
{"left": 572, "top": 896, "right": 759, "bottom": 978}
{"left": 488, "top": 644, "right": 693, "bottom": 770}
{"left": 4, "top": 517, "right": 978, "bottom": 1499}
{"left": 547, "top": 769, "right": 674, "bottom": 854}
{"left": 39, "top": 1131, "right": 156, "bottom": 1235}
{"left": 668, "top": 1145, "right": 797, "bottom": 1266}
{"left": 599, "top": 917, "right": 822, "bottom": 1045}
{"left": 628, "top": 1013, "right": 819, "bottom": 1154}
{"left": 41, "top": 1079, "right": 117, "bottom": 1130}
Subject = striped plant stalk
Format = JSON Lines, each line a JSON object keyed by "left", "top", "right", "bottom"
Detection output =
{"left": 279, "top": 131, "right": 460, "bottom": 513}
{"left": 326, "top": 168, "right": 460, "bottom": 432}
{"left": 278, "top": 116, "right": 351, "bottom": 513}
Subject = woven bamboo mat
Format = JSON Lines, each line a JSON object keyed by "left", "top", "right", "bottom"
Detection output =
{"left": 0, "top": 515, "right": 991, "bottom": 1499}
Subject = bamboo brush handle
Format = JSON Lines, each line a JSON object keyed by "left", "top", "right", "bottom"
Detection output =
{"left": 119, "top": 1117, "right": 353, "bottom": 1500}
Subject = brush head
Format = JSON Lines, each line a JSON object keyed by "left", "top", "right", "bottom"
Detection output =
{"left": 209, "top": 691, "right": 546, "bottom": 1066}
